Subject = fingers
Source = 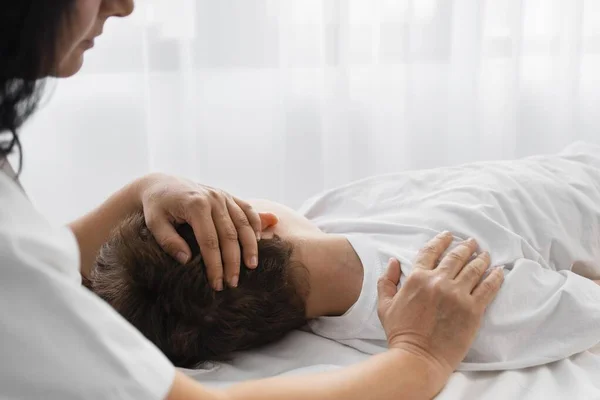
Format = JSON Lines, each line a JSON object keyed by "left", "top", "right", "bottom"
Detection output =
{"left": 228, "top": 198, "right": 259, "bottom": 270}
{"left": 377, "top": 258, "right": 401, "bottom": 318}
{"left": 187, "top": 205, "right": 225, "bottom": 291}
{"left": 233, "top": 196, "right": 262, "bottom": 241}
{"left": 454, "top": 251, "right": 491, "bottom": 290}
{"left": 211, "top": 202, "right": 243, "bottom": 290}
{"left": 414, "top": 231, "right": 454, "bottom": 270}
{"left": 436, "top": 238, "right": 478, "bottom": 279}
{"left": 472, "top": 267, "right": 505, "bottom": 306}
{"left": 146, "top": 214, "right": 192, "bottom": 265}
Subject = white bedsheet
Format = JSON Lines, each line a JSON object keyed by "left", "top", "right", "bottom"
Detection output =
{"left": 184, "top": 330, "right": 600, "bottom": 399}
{"left": 298, "top": 142, "right": 600, "bottom": 371}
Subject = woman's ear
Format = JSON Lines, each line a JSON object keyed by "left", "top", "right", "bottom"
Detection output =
{"left": 259, "top": 212, "right": 279, "bottom": 231}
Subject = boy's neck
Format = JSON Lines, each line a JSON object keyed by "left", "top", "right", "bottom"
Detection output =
{"left": 294, "top": 234, "right": 364, "bottom": 319}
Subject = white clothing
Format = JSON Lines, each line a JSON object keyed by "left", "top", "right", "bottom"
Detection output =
{"left": 0, "top": 171, "right": 175, "bottom": 399}
{"left": 301, "top": 141, "right": 600, "bottom": 371}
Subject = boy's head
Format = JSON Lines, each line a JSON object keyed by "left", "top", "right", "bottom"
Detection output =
{"left": 87, "top": 212, "right": 309, "bottom": 368}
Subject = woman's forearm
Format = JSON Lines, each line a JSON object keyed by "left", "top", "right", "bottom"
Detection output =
{"left": 68, "top": 178, "right": 143, "bottom": 278}
{"left": 170, "top": 349, "right": 449, "bottom": 400}
{"left": 226, "top": 348, "right": 447, "bottom": 400}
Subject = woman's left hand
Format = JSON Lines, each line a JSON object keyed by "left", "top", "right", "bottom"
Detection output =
{"left": 139, "top": 173, "right": 262, "bottom": 290}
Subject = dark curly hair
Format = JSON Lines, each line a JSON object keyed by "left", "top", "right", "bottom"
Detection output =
{"left": 86, "top": 212, "right": 310, "bottom": 368}
{"left": 0, "top": 1, "right": 76, "bottom": 170}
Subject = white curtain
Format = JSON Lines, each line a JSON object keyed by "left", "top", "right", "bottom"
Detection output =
{"left": 18, "top": 0, "right": 600, "bottom": 224}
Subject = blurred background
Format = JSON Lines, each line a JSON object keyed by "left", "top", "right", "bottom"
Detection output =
{"left": 17, "top": 0, "right": 600, "bottom": 224}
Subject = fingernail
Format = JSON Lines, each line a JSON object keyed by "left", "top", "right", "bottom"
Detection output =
{"left": 464, "top": 237, "right": 475, "bottom": 245}
{"left": 250, "top": 256, "right": 258, "bottom": 267}
{"left": 176, "top": 252, "right": 189, "bottom": 264}
{"left": 215, "top": 279, "right": 224, "bottom": 291}
{"left": 496, "top": 265, "right": 505, "bottom": 271}
{"left": 230, "top": 275, "right": 239, "bottom": 288}
{"left": 256, "top": 231, "right": 261, "bottom": 241}
{"left": 437, "top": 231, "right": 450, "bottom": 237}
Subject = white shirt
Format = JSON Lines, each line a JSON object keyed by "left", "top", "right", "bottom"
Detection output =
{"left": 301, "top": 141, "right": 600, "bottom": 371}
{"left": 0, "top": 171, "right": 175, "bottom": 399}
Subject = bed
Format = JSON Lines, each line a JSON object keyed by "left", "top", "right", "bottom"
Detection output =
{"left": 183, "top": 329, "right": 600, "bottom": 398}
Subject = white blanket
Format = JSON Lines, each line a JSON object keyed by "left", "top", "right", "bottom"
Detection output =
{"left": 299, "top": 141, "right": 600, "bottom": 371}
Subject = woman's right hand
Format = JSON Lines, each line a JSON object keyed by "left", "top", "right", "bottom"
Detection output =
{"left": 377, "top": 232, "right": 504, "bottom": 377}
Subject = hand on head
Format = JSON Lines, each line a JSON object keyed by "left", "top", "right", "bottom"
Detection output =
{"left": 377, "top": 232, "right": 504, "bottom": 376}
{"left": 138, "top": 173, "right": 268, "bottom": 291}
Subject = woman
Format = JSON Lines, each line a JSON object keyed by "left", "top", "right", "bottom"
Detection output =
{"left": 0, "top": 1, "right": 504, "bottom": 399}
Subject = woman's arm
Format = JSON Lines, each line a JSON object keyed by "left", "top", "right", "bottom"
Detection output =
{"left": 170, "top": 349, "right": 444, "bottom": 400}
{"left": 167, "top": 233, "right": 505, "bottom": 400}
{"left": 69, "top": 174, "right": 262, "bottom": 288}
{"left": 69, "top": 178, "right": 142, "bottom": 279}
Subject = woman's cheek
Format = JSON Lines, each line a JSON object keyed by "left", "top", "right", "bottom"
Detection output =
{"left": 55, "top": 0, "right": 101, "bottom": 77}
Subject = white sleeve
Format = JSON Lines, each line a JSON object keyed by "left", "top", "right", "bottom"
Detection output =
{"left": 0, "top": 225, "right": 176, "bottom": 399}
{"left": 459, "top": 258, "right": 600, "bottom": 371}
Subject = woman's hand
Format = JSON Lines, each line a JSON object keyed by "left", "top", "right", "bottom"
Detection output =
{"left": 139, "top": 173, "right": 262, "bottom": 290}
{"left": 377, "top": 232, "right": 504, "bottom": 377}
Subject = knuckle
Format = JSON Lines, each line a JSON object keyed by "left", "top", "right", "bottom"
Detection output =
{"left": 157, "top": 237, "right": 176, "bottom": 252}
{"left": 377, "top": 276, "right": 390, "bottom": 290}
{"left": 209, "top": 188, "right": 226, "bottom": 200}
{"left": 471, "top": 257, "right": 486, "bottom": 268}
{"left": 464, "top": 263, "right": 482, "bottom": 278}
{"left": 144, "top": 215, "right": 160, "bottom": 230}
{"left": 475, "top": 258, "right": 491, "bottom": 272}
{"left": 223, "top": 226, "right": 238, "bottom": 242}
{"left": 202, "top": 235, "right": 220, "bottom": 250}
{"left": 235, "top": 215, "right": 251, "bottom": 228}
{"left": 497, "top": 271, "right": 505, "bottom": 283}
{"left": 239, "top": 201, "right": 253, "bottom": 212}
{"left": 146, "top": 185, "right": 168, "bottom": 203}
{"left": 189, "top": 194, "right": 210, "bottom": 209}
{"left": 445, "top": 251, "right": 464, "bottom": 262}
{"left": 476, "top": 261, "right": 490, "bottom": 276}
{"left": 417, "top": 269, "right": 432, "bottom": 282}
{"left": 407, "top": 269, "right": 426, "bottom": 285}
{"left": 420, "top": 244, "right": 438, "bottom": 255}
{"left": 481, "top": 280, "right": 495, "bottom": 293}
{"left": 416, "top": 246, "right": 439, "bottom": 264}
{"left": 492, "top": 271, "right": 504, "bottom": 286}
{"left": 466, "top": 268, "right": 482, "bottom": 283}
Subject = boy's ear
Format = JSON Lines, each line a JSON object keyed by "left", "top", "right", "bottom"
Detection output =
{"left": 259, "top": 212, "right": 279, "bottom": 230}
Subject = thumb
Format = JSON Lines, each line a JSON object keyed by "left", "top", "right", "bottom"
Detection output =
{"left": 377, "top": 258, "right": 401, "bottom": 312}
{"left": 146, "top": 215, "right": 192, "bottom": 264}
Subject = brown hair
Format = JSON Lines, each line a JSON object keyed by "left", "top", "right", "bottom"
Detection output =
{"left": 87, "top": 212, "right": 309, "bottom": 368}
